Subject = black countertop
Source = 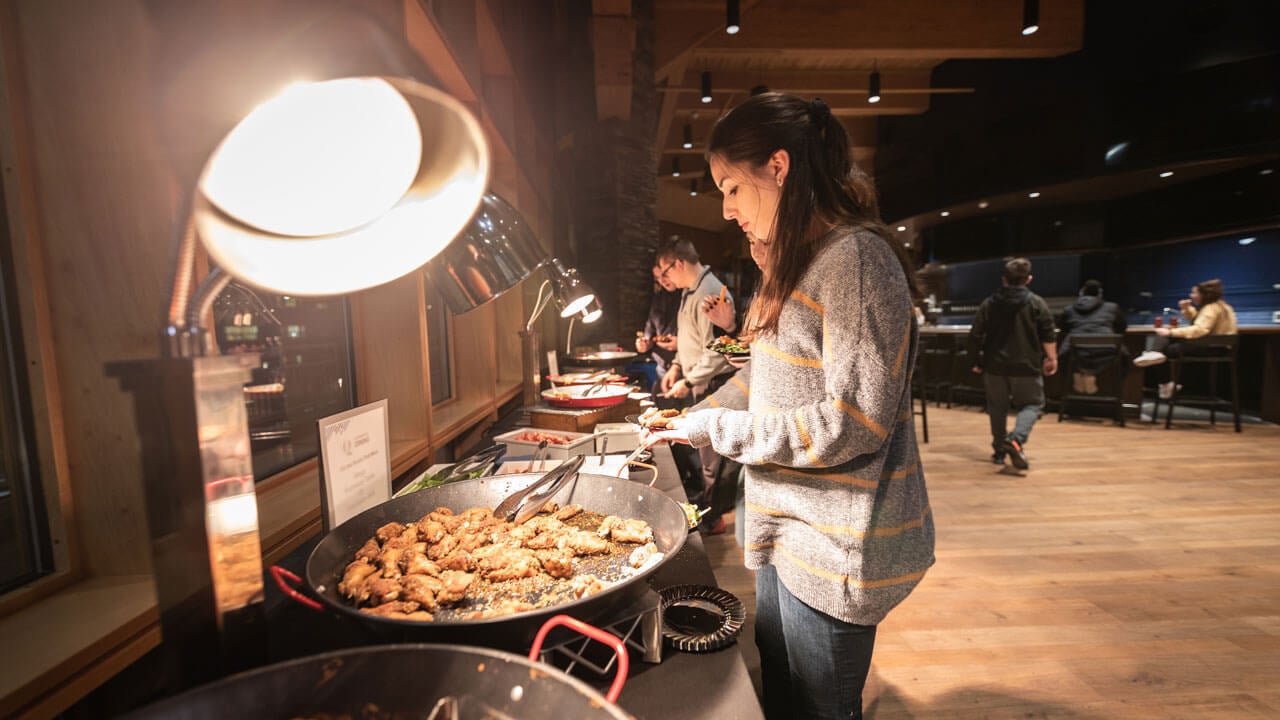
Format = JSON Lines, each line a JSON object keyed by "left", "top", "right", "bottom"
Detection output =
{"left": 264, "top": 444, "right": 763, "bottom": 720}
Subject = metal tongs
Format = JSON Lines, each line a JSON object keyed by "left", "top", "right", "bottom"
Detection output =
{"left": 493, "top": 454, "right": 586, "bottom": 525}
{"left": 582, "top": 378, "right": 612, "bottom": 396}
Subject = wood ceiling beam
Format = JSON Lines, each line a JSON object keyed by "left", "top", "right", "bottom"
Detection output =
{"left": 656, "top": 0, "right": 1083, "bottom": 79}
{"left": 659, "top": 69, "right": 955, "bottom": 97}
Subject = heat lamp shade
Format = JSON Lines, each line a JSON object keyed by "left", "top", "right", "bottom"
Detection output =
{"left": 194, "top": 77, "right": 489, "bottom": 296}
{"left": 545, "top": 259, "right": 597, "bottom": 318}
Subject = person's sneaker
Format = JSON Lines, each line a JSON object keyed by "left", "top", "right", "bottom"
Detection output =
{"left": 1134, "top": 351, "right": 1167, "bottom": 367}
{"left": 1002, "top": 435, "right": 1029, "bottom": 470}
{"left": 991, "top": 452, "right": 1006, "bottom": 465}
{"left": 1157, "top": 382, "right": 1183, "bottom": 400}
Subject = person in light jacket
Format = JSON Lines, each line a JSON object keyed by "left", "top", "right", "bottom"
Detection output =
{"left": 1133, "top": 278, "right": 1238, "bottom": 398}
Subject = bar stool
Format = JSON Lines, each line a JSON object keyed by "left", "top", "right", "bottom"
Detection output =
{"left": 911, "top": 351, "right": 929, "bottom": 443}
{"left": 917, "top": 333, "right": 955, "bottom": 408}
{"left": 1152, "top": 334, "right": 1241, "bottom": 432}
{"left": 1057, "top": 334, "right": 1126, "bottom": 426}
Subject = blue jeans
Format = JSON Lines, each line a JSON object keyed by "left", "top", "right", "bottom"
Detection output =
{"left": 755, "top": 564, "right": 877, "bottom": 719}
{"left": 982, "top": 373, "right": 1044, "bottom": 447}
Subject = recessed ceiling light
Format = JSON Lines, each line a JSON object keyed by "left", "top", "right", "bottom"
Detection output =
{"left": 1159, "top": 171, "right": 1174, "bottom": 178}
{"left": 897, "top": 225, "right": 906, "bottom": 232}
{"left": 1261, "top": 168, "right": 1275, "bottom": 176}
{"left": 1053, "top": 220, "right": 1063, "bottom": 227}
{"left": 978, "top": 200, "right": 989, "bottom": 209}
{"left": 940, "top": 210, "right": 950, "bottom": 217}
{"left": 1029, "top": 192, "right": 1041, "bottom": 198}
{"left": 904, "top": 242, "right": 912, "bottom": 248}
{"left": 1238, "top": 237, "right": 1256, "bottom": 246}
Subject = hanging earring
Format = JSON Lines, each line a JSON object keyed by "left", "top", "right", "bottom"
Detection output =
{"left": 776, "top": 176, "right": 783, "bottom": 187}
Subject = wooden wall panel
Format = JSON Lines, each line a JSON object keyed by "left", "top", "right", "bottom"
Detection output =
{"left": 351, "top": 273, "right": 430, "bottom": 444}
{"left": 493, "top": 287, "right": 525, "bottom": 387}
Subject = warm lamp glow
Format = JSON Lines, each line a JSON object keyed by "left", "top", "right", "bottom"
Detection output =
{"left": 201, "top": 79, "right": 422, "bottom": 237}
{"left": 193, "top": 77, "right": 489, "bottom": 297}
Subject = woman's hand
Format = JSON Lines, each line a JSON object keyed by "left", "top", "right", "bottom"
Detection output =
{"left": 726, "top": 355, "right": 750, "bottom": 369}
{"left": 660, "top": 366, "right": 681, "bottom": 393}
{"left": 655, "top": 335, "right": 678, "bottom": 352}
{"left": 1155, "top": 327, "right": 1172, "bottom": 337}
{"left": 642, "top": 418, "right": 691, "bottom": 445}
{"left": 1178, "top": 298, "right": 1192, "bottom": 310}
{"left": 701, "top": 295, "right": 735, "bottom": 330}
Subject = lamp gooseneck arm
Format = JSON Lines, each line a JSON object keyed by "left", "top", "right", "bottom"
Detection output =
{"left": 525, "top": 279, "right": 554, "bottom": 332}
{"left": 187, "top": 268, "right": 232, "bottom": 356}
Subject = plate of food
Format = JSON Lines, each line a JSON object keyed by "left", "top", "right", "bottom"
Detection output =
{"left": 707, "top": 334, "right": 751, "bottom": 359}
{"left": 547, "top": 371, "right": 628, "bottom": 385}
{"left": 541, "top": 383, "right": 633, "bottom": 409}
{"left": 629, "top": 407, "right": 687, "bottom": 430}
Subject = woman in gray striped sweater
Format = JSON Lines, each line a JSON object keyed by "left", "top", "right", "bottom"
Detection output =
{"left": 657, "top": 93, "right": 936, "bottom": 719}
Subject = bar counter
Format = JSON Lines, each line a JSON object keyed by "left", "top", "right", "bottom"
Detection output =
{"left": 262, "top": 443, "right": 764, "bottom": 720}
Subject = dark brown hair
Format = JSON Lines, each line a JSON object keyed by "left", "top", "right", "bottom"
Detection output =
{"left": 655, "top": 236, "right": 700, "bottom": 266}
{"left": 706, "top": 93, "right": 919, "bottom": 337}
{"left": 1196, "top": 278, "right": 1224, "bottom": 304}
{"left": 1003, "top": 258, "right": 1032, "bottom": 286}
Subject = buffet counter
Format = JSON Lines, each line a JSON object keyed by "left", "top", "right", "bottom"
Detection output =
{"left": 261, "top": 443, "right": 764, "bottom": 720}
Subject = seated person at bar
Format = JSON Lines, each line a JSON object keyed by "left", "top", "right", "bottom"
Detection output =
{"left": 635, "top": 259, "right": 680, "bottom": 397}
{"left": 1133, "top": 278, "right": 1238, "bottom": 399}
{"left": 1057, "top": 279, "right": 1127, "bottom": 394}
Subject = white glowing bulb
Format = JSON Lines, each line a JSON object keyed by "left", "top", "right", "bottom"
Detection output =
{"left": 201, "top": 78, "right": 422, "bottom": 237}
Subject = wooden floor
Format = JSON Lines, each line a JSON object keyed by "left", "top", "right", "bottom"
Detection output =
{"left": 703, "top": 405, "right": 1280, "bottom": 719}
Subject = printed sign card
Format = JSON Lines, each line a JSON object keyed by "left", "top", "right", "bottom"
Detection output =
{"left": 317, "top": 399, "right": 391, "bottom": 533}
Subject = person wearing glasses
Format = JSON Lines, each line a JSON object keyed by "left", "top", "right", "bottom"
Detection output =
{"left": 635, "top": 258, "right": 681, "bottom": 397}
{"left": 649, "top": 93, "right": 934, "bottom": 719}
{"left": 654, "top": 236, "right": 736, "bottom": 534}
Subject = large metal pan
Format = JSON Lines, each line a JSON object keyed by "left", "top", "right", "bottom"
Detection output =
{"left": 125, "top": 615, "right": 635, "bottom": 719}
{"left": 288, "top": 472, "right": 688, "bottom": 649}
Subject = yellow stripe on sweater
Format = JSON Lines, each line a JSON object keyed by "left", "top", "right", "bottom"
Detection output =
{"left": 747, "top": 502, "right": 932, "bottom": 538}
{"left": 888, "top": 462, "right": 919, "bottom": 480}
{"left": 830, "top": 397, "right": 889, "bottom": 439}
{"left": 731, "top": 375, "right": 750, "bottom": 396}
{"left": 708, "top": 395, "right": 721, "bottom": 408}
{"left": 763, "top": 464, "right": 879, "bottom": 489}
{"left": 744, "top": 541, "right": 931, "bottom": 589}
{"left": 791, "top": 290, "right": 824, "bottom": 315}
{"left": 890, "top": 320, "right": 911, "bottom": 378}
{"left": 793, "top": 411, "right": 820, "bottom": 465}
{"left": 755, "top": 340, "right": 822, "bottom": 368}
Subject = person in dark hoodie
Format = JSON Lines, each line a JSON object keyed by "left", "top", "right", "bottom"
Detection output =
{"left": 1057, "top": 279, "right": 1127, "bottom": 394}
{"left": 967, "top": 257, "right": 1058, "bottom": 469}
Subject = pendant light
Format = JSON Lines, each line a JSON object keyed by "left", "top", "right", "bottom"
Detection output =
{"left": 1022, "top": 0, "right": 1039, "bottom": 35}
{"left": 671, "top": 157, "right": 681, "bottom": 177}
{"left": 867, "top": 69, "right": 881, "bottom": 104}
{"left": 701, "top": 71, "right": 713, "bottom": 104}
{"left": 682, "top": 123, "right": 693, "bottom": 149}
{"left": 726, "top": 0, "right": 740, "bottom": 34}
{"left": 689, "top": 178, "right": 698, "bottom": 196}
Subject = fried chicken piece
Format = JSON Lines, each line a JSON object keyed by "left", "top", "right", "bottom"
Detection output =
{"left": 563, "top": 529, "right": 609, "bottom": 555}
{"left": 553, "top": 503, "right": 583, "bottom": 521}
{"left": 421, "top": 509, "right": 461, "bottom": 534}
{"left": 436, "top": 548, "right": 475, "bottom": 572}
{"left": 364, "top": 576, "right": 404, "bottom": 605}
{"left": 399, "top": 574, "right": 439, "bottom": 612}
{"left": 600, "top": 516, "right": 653, "bottom": 544}
{"left": 524, "top": 514, "right": 565, "bottom": 532}
{"left": 375, "top": 521, "right": 406, "bottom": 544}
{"left": 400, "top": 546, "right": 440, "bottom": 577}
{"left": 426, "top": 533, "right": 459, "bottom": 560}
{"left": 571, "top": 574, "right": 607, "bottom": 598}
{"left": 536, "top": 549, "right": 575, "bottom": 579}
{"left": 503, "top": 523, "right": 538, "bottom": 544}
{"left": 540, "top": 501, "right": 559, "bottom": 514}
{"left": 416, "top": 518, "right": 447, "bottom": 544}
{"left": 628, "top": 542, "right": 659, "bottom": 569}
{"left": 522, "top": 531, "right": 561, "bottom": 550}
{"left": 384, "top": 525, "right": 419, "bottom": 550}
{"left": 463, "top": 597, "right": 535, "bottom": 620}
{"left": 474, "top": 544, "right": 541, "bottom": 582}
{"left": 360, "top": 600, "right": 431, "bottom": 621}
{"left": 377, "top": 546, "right": 405, "bottom": 578}
{"left": 435, "top": 570, "right": 475, "bottom": 604}
{"left": 354, "top": 538, "right": 381, "bottom": 563}
{"left": 338, "top": 559, "right": 377, "bottom": 601}
{"left": 455, "top": 527, "right": 494, "bottom": 552}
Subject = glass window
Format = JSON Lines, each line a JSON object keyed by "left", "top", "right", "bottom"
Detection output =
{"left": 0, "top": 210, "right": 51, "bottom": 593}
{"left": 426, "top": 288, "right": 453, "bottom": 406}
{"left": 213, "top": 283, "right": 356, "bottom": 480}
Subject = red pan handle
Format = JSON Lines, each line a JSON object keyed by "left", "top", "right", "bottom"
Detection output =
{"left": 529, "top": 614, "right": 630, "bottom": 704}
{"left": 270, "top": 565, "right": 324, "bottom": 612}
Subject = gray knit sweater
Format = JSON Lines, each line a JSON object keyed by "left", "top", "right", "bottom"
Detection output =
{"left": 684, "top": 228, "right": 935, "bottom": 625}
